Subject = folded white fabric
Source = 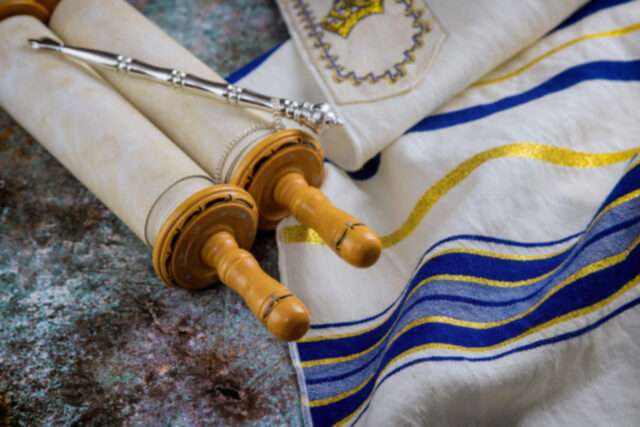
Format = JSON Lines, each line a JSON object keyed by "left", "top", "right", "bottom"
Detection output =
{"left": 236, "top": 0, "right": 640, "bottom": 425}
{"left": 241, "top": 0, "right": 586, "bottom": 170}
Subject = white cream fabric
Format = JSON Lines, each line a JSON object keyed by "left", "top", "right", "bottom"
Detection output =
{"left": 0, "top": 16, "right": 213, "bottom": 244}
{"left": 51, "top": 0, "right": 274, "bottom": 186}
{"left": 235, "top": 1, "right": 640, "bottom": 425}
{"left": 240, "top": 0, "right": 588, "bottom": 170}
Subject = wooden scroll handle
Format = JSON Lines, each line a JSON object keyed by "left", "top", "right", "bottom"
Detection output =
{"left": 274, "top": 173, "right": 382, "bottom": 268}
{"left": 201, "top": 231, "right": 310, "bottom": 341}
{"left": 0, "top": 0, "right": 50, "bottom": 23}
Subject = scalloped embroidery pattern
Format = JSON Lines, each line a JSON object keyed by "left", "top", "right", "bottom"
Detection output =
{"left": 294, "top": 0, "right": 432, "bottom": 86}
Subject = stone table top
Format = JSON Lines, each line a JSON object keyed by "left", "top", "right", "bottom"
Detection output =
{"left": 0, "top": 1, "right": 301, "bottom": 425}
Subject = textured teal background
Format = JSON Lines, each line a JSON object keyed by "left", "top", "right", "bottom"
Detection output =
{"left": 0, "top": 1, "right": 300, "bottom": 425}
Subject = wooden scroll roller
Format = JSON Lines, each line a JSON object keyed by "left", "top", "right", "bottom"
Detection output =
{"left": 47, "top": 0, "right": 383, "bottom": 268}
{"left": 0, "top": 0, "right": 50, "bottom": 22}
{"left": 0, "top": 11, "right": 309, "bottom": 341}
{"left": 152, "top": 185, "right": 309, "bottom": 341}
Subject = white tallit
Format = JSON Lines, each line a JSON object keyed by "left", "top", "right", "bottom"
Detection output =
{"left": 233, "top": 0, "right": 640, "bottom": 425}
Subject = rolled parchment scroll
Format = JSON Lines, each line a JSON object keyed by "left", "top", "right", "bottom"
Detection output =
{"left": 49, "top": 0, "right": 382, "bottom": 268}
{"left": 0, "top": 14, "right": 209, "bottom": 245}
{"left": 50, "top": 0, "right": 274, "bottom": 187}
{"left": 0, "top": 14, "right": 309, "bottom": 341}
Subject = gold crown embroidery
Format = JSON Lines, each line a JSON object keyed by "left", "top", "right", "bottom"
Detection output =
{"left": 321, "top": 0, "right": 384, "bottom": 38}
{"left": 296, "top": 0, "right": 432, "bottom": 87}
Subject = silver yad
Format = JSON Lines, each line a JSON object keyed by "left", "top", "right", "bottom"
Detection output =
{"left": 28, "top": 37, "right": 343, "bottom": 134}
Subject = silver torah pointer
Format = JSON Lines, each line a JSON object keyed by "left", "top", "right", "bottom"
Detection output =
{"left": 28, "top": 37, "right": 343, "bottom": 134}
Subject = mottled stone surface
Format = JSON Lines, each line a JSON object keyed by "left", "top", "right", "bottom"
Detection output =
{"left": 0, "top": 1, "right": 299, "bottom": 425}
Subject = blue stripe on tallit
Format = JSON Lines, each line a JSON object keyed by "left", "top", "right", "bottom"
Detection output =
{"left": 407, "top": 60, "right": 640, "bottom": 133}
{"left": 552, "top": 0, "right": 635, "bottom": 33}
{"left": 412, "top": 230, "right": 584, "bottom": 270}
{"left": 299, "top": 162, "right": 640, "bottom": 360}
{"left": 222, "top": 1, "right": 630, "bottom": 83}
{"left": 324, "top": 153, "right": 382, "bottom": 180}
{"left": 299, "top": 203, "right": 639, "bottom": 364}
{"left": 225, "top": 40, "right": 287, "bottom": 84}
{"left": 309, "top": 241, "right": 640, "bottom": 426}
{"left": 299, "top": 251, "right": 571, "bottom": 358}
{"left": 306, "top": 162, "right": 638, "bottom": 331}
{"left": 328, "top": 153, "right": 382, "bottom": 180}
{"left": 309, "top": 230, "right": 584, "bottom": 331}
{"left": 350, "top": 294, "right": 640, "bottom": 425}
{"left": 598, "top": 160, "right": 640, "bottom": 206}
{"left": 303, "top": 211, "right": 640, "bottom": 393}
{"left": 222, "top": 1, "right": 634, "bottom": 184}
{"left": 295, "top": 164, "right": 640, "bottom": 426}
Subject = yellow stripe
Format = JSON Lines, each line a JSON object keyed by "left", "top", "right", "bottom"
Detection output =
{"left": 283, "top": 225, "right": 324, "bottom": 246}
{"left": 393, "top": 234, "right": 640, "bottom": 339}
{"left": 299, "top": 270, "right": 556, "bottom": 368}
{"left": 282, "top": 225, "right": 326, "bottom": 246}
{"left": 421, "top": 245, "right": 567, "bottom": 262}
{"left": 298, "top": 187, "right": 640, "bottom": 347}
{"left": 408, "top": 186, "right": 640, "bottom": 289}
{"left": 590, "top": 188, "right": 640, "bottom": 230}
{"left": 334, "top": 272, "right": 640, "bottom": 425}
{"left": 413, "top": 243, "right": 568, "bottom": 270}
{"left": 299, "top": 232, "right": 640, "bottom": 368}
{"left": 299, "top": 269, "right": 557, "bottom": 350}
{"left": 405, "top": 183, "right": 640, "bottom": 301}
{"left": 283, "top": 144, "right": 639, "bottom": 248}
{"left": 298, "top": 246, "right": 572, "bottom": 344}
{"left": 318, "top": 236, "right": 640, "bottom": 408}
{"left": 472, "top": 22, "right": 640, "bottom": 87}
{"left": 300, "top": 165, "right": 640, "bottom": 413}
{"left": 302, "top": 371, "right": 376, "bottom": 408}
{"left": 299, "top": 269, "right": 560, "bottom": 364}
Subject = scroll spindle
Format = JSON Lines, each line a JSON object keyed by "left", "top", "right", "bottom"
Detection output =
{"left": 152, "top": 185, "right": 309, "bottom": 341}
{"left": 273, "top": 173, "right": 381, "bottom": 268}
{"left": 231, "top": 130, "right": 382, "bottom": 268}
{"left": 201, "top": 231, "right": 310, "bottom": 341}
{"left": 1, "top": 4, "right": 308, "bottom": 344}
{"left": 42, "top": 0, "right": 382, "bottom": 268}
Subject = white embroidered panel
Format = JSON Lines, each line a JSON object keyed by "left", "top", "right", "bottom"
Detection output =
{"left": 279, "top": 0, "right": 446, "bottom": 104}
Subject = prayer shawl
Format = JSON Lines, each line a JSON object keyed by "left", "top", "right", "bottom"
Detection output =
{"left": 231, "top": 0, "right": 640, "bottom": 425}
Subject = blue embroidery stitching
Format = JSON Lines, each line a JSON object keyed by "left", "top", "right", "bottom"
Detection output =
{"left": 293, "top": 0, "right": 431, "bottom": 86}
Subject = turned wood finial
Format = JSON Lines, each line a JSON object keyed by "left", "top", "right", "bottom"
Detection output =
{"left": 230, "top": 129, "right": 382, "bottom": 268}
{"left": 152, "top": 185, "right": 309, "bottom": 341}
{"left": 274, "top": 172, "right": 381, "bottom": 268}
{"left": 201, "top": 232, "right": 309, "bottom": 341}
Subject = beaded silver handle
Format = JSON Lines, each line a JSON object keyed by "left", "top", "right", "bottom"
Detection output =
{"left": 28, "top": 37, "right": 343, "bottom": 134}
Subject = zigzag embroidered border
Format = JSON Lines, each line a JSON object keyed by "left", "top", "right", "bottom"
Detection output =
{"left": 293, "top": 0, "right": 431, "bottom": 86}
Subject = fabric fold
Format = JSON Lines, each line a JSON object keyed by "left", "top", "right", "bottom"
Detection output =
{"left": 240, "top": 0, "right": 587, "bottom": 169}
{"left": 233, "top": 0, "right": 640, "bottom": 424}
